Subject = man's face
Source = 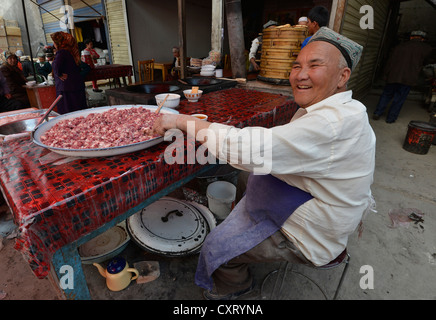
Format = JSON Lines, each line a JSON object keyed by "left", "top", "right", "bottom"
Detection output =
{"left": 290, "top": 41, "right": 350, "bottom": 109}
{"left": 38, "top": 57, "right": 45, "bottom": 63}
{"left": 7, "top": 56, "right": 17, "bottom": 66}
{"left": 173, "top": 50, "right": 180, "bottom": 58}
{"left": 307, "top": 19, "right": 318, "bottom": 35}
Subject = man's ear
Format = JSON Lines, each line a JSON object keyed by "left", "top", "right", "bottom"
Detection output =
{"left": 338, "top": 67, "right": 351, "bottom": 89}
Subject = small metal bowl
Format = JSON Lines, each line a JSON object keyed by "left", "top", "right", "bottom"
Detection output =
{"left": 0, "top": 117, "right": 58, "bottom": 135}
{"left": 0, "top": 118, "right": 42, "bottom": 135}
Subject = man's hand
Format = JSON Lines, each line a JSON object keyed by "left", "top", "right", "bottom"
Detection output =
{"left": 250, "top": 58, "right": 260, "bottom": 71}
{"left": 153, "top": 114, "right": 212, "bottom": 143}
{"left": 153, "top": 114, "right": 179, "bottom": 136}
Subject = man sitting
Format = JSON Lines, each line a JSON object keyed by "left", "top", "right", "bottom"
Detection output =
{"left": 0, "top": 52, "right": 29, "bottom": 108}
{"left": 153, "top": 27, "right": 376, "bottom": 300}
{"left": 0, "top": 69, "right": 24, "bottom": 112}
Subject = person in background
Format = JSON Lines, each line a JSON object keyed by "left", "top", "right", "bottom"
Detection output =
{"left": 15, "top": 50, "right": 24, "bottom": 71}
{"left": 169, "top": 46, "right": 180, "bottom": 80}
{"left": 83, "top": 39, "right": 102, "bottom": 92}
{"left": 297, "top": 16, "right": 308, "bottom": 26}
{"left": 79, "top": 60, "right": 92, "bottom": 80}
{"left": 248, "top": 20, "right": 278, "bottom": 72}
{"left": 21, "top": 56, "right": 34, "bottom": 79}
{"left": 0, "top": 52, "right": 29, "bottom": 108}
{"left": 34, "top": 53, "right": 52, "bottom": 81}
{"left": 372, "top": 31, "right": 433, "bottom": 123}
{"left": 0, "top": 70, "right": 24, "bottom": 112}
{"left": 300, "top": 6, "right": 329, "bottom": 49}
{"left": 50, "top": 31, "right": 88, "bottom": 115}
{"left": 153, "top": 27, "right": 376, "bottom": 300}
{"left": 44, "top": 46, "right": 55, "bottom": 64}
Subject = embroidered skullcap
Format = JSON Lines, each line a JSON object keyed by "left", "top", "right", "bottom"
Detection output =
{"left": 308, "top": 27, "right": 363, "bottom": 71}
{"left": 263, "top": 20, "right": 278, "bottom": 29}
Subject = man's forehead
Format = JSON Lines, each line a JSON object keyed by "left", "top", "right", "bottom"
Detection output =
{"left": 296, "top": 42, "right": 339, "bottom": 63}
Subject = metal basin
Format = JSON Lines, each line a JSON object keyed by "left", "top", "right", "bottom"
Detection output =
{"left": 181, "top": 77, "right": 223, "bottom": 86}
{"left": 126, "top": 83, "right": 180, "bottom": 94}
{"left": 0, "top": 118, "right": 42, "bottom": 135}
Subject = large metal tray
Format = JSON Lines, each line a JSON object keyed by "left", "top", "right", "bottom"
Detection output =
{"left": 181, "top": 77, "right": 223, "bottom": 86}
{"left": 32, "top": 105, "right": 179, "bottom": 157}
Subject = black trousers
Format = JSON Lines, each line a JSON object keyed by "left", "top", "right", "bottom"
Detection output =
{"left": 0, "top": 95, "right": 24, "bottom": 113}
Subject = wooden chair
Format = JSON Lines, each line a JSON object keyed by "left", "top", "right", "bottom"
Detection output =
{"left": 138, "top": 59, "right": 154, "bottom": 83}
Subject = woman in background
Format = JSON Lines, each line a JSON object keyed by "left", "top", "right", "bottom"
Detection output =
{"left": 51, "top": 31, "right": 87, "bottom": 114}
{"left": 0, "top": 52, "right": 29, "bottom": 108}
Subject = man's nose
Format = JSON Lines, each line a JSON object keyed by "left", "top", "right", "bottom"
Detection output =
{"left": 291, "top": 67, "right": 309, "bottom": 81}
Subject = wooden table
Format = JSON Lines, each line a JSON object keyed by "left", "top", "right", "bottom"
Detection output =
{"left": 153, "top": 62, "right": 173, "bottom": 81}
{"left": 0, "top": 88, "right": 298, "bottom": 299}
{"left": 84, "top": 64, "right": 133, "bottom": 88}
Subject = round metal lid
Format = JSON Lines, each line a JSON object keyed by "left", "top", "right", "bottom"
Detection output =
{"left": 78, "top": 222, "right": 130, "bottom": 264}
{"left": 127, "top": 197, "right": 216, "bottom": 256}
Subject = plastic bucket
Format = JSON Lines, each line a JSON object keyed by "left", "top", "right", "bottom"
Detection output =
{"left": 403, "top": 121, "right": 436, "bottom": 154}
{"left": 206, "top": 181, "right": 237, "bottom": 220}
{"left": 195, "top": 165, "right": 239, "bottom": 195}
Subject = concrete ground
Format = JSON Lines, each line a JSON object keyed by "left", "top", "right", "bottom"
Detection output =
{"left": 0, "top": 83, "right": 435, "bottom": 301}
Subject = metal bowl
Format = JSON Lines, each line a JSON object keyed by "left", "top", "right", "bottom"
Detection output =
{"left": 0, "top": 118, "right": 42, "bottom": 135}
{"left": 126, "top": 83, "right": 180, "bottom": 94}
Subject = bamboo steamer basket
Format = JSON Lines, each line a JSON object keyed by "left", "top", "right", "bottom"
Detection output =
{"left": 258, "top": 25, "right": 308, "bottom": 84}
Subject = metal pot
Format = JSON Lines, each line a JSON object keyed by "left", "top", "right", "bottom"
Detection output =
{"left": 126, "top": 83, "right": 180, "bottom": 94}
{"left": 180, "top": 77, "right": 223, "bottom": 86}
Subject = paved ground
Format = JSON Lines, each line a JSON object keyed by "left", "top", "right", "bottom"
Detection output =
{"left": 0, "top": 83, "right": 435, "bottom": 301}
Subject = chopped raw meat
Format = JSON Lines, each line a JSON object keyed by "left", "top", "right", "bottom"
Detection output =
{"left": 40, "top": 107, "right": 161, "bottom": 149}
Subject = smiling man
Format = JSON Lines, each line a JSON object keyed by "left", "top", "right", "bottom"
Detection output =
{"left": 153, "top": 27, "right": 376, "bottom": 300}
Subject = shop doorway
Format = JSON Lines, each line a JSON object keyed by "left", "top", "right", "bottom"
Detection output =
{"left": 74, "top": 18, "right": 108, "bottom": 56}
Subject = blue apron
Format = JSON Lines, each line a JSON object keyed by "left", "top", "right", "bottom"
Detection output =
{"left": 195, "top": 173, "right": 314, "bottom": 290}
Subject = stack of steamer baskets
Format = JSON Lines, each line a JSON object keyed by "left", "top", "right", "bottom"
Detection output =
{"left": 258, "top": 25, "right": 308, "bottom": 85}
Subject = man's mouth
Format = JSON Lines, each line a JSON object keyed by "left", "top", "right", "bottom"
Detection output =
{"left": 297, "top": 85, "right": 312, "bottom": 89}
